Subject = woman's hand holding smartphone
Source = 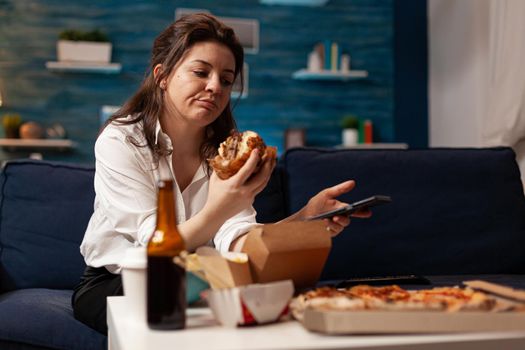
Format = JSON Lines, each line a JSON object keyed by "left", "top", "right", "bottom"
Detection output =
{"left": 305, "top": 195, "right": 392, "bottom": 221}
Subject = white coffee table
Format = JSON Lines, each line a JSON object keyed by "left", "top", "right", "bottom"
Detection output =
{"left": 107, "top": 296, "right": 525, "bottom": 350}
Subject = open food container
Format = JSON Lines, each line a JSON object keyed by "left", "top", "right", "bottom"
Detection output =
{"left": 206, "top": 280, "right": 294, "bottom": 327}
{"left": 192, "top": 246, "right": 297, "bottom": 327}
{"left": 186, "top": 220, "right": 332, "bottom": 327}
{"left": 241, "top": 220, "right": 331, "bottom": 289}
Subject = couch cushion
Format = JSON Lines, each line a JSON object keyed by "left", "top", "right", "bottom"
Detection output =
{"left": 0, "top": 160, "right": 95, "bottom": 292}
{"left": 254, "top": 164, "right": 287, "bottom": 223}
{"left": 0, "top": 288, "right": 106, "bottom": 350}
{"left": 282, "top": 147, "right": 525, "bottom": 279}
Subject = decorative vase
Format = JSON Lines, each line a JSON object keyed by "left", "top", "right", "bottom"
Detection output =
{"left": 2, "top": 114, "right": 21, "bottom": 138}
{"left": 342, "top": 128, "right": 358, "bottom": 146}
{"left": 19, "top": 121, "right": 44, "bottom": 139}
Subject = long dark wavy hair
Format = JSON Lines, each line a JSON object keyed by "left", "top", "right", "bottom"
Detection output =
{"left": 105, "top": 13, "right": 244, "bottom": 165}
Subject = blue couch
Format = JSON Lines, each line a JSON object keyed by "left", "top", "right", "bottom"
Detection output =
{"left": 1, "top": 147, "right": 525, "bottom": 350}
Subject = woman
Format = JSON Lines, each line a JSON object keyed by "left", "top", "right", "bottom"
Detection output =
{"left": 72, "top": 13, "right": 368, "bottom": 335}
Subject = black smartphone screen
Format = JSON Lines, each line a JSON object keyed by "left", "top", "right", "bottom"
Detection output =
{"left": 305, "top": 195, "right": 392, "bottom": 221}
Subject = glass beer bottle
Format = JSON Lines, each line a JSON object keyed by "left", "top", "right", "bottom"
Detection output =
{"left": 147, "top": 179, "right": 186, "bottom": 330}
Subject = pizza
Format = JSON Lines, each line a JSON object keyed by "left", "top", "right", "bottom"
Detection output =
{"left": 290, "top": 284, "right": 523, "bottom": 321}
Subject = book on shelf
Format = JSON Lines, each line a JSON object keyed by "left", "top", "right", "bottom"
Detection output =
{"left": 310, "top": 40, "right": 346, "bottom": 72}
{"left": 323, "top": 40, "right": 331, "bottom": 70}
{"left": 330, "top": 42, "right": 342, "bottom": 71}
{"left": 314, "top": 42, "right": 324, "bottom": 69}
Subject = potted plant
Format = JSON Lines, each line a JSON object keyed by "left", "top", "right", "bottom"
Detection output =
{"left": 341, "top": 115, "right": 359, "bottom": 146}
{"left": 57, "top": 29, "right": 112, "bottom": 63}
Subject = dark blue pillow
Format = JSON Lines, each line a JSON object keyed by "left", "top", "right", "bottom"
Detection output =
{"left": 282, "top": 147, "right": 525, "bottom": 279}
{"left": 0, "top": 160, "right": 95, "bottom": 292}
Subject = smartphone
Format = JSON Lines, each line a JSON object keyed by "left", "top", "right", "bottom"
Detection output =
{"left": 305, "top": 195, "right": 392, "bottom": 221}
{"left": 336, "top": 275, "right": 432, "bottom": 288}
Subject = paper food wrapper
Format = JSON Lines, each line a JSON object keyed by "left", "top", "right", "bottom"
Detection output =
{"left": 206, "top": 280, "right": 294, "bottom": 327}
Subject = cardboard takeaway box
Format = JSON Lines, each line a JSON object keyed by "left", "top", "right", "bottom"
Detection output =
{"left": 302, "top": 280, "right": 525, "bottom": 334}
{"left": 196, "top": 247, "right": 295, "bottom": 327}
{"left": 303, "top": 309, "right": 525, "bottom": 334}
{"left": 197, "top": 220, "right": 331, "bottom": 290}
{"left": 241, "top": 220, "right": 331, "bottom": 289}
{"left": 197, "top": 220, "right": 331, "bottom": 327}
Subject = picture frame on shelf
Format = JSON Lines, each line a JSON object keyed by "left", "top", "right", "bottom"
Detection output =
{"left": 175, "top": 8, "right": 259, "bottom": 54}
{"left": 284, "top": 128, "right": 306, "bottom": 150}
{"left": 221, "top": 17, "right": 259, "bottom": 54}
{"left": 231, "top": 63, "right": 249, "bottom": 99}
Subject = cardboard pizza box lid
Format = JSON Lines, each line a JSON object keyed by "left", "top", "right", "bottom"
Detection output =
{"left": 303, "top": 308, "right": 525, "bottom": 334}
{"left": 464, "top": 280, "right": 525, "bottom": 302}
{"left": 241, "top": 220, "right": 331, "bottom": 289}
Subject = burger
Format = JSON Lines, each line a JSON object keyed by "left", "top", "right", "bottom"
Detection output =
{"left": 209, "top": 130, "right": 277, "bottom": 179}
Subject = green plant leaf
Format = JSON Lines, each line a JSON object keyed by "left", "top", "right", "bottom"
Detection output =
{"left": 341, "top": 115, "right": 359, "bottom": 129}
{"left": 59, "top": 29, "right": 109, "bottom": 42}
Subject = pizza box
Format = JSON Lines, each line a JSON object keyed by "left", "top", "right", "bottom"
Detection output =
{"left": 241, "top": 220, "right": 331, "bottom": 289}
{"left": 302, "top": 308, "right": 525, "bottom": 334}
{"left": 206, "top": 280, "right": 294, "bottom": 327}
{"left": 301, "top": 280, "right": 525, "bottom": 334}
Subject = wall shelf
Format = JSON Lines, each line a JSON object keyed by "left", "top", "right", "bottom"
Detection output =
{"left": 0, "top": 138, "right": 77, "bottom": 152}
{"left": 260, "top": 0, "right": 328, "bottom": 6}
{"left": 292, "top": 69, "right": 368, "bottom": 81}
{"left": 45, "top": 61, "right": 122, "bottom": 74}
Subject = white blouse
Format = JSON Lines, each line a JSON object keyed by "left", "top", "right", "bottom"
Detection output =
{"left": 80, "top": 118, "right": 257, "bottom": 273}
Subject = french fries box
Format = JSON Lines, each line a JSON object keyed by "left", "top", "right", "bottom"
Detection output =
{"left": 206, "top": 280, "right": 294, "bottom": 327}
{"left": 195, "top": 247, "right": 252, "bottom": 289}
{"left": 241, "top": 220, "right": 331, "bottom": 289}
